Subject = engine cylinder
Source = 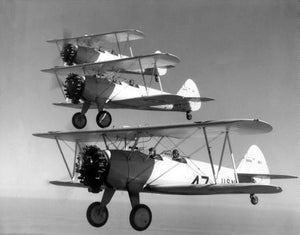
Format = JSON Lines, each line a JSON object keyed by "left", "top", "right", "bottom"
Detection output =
{"left": 61, "top": 43, "right": 78, "bottom": 65}
{"left": 64, "top": 73, "right": 85, "bottom": 104}
{"left": 76, "top": 145, "right": 110, "bottom": 193}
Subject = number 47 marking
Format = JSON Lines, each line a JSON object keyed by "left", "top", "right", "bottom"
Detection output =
{"left": 192, "top": 175, "right": 209, "bottom": 184}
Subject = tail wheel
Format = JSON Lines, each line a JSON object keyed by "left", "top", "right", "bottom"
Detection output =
{"left": 250, "top": 194, "right": 259, "bottom": 205}
{"left": 186, "top": 111, "right": 192, "bottom": 120}
{"left": 129, "top": 204, "right": 152, "bottom": 231}
{"left": 72, "top": 112, "right": 87, "bottom": 129}
{"left": 96, "top": 111, "right": 112, "bottom": 128}
{"left": 86, "top": 202, "right": 108, "bottom": 227}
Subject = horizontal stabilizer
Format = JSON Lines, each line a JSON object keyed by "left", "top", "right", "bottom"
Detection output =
{"left": 238, "top": 173, "right": 297, "bottom": 183}
{"left": 185, "top": 97, "right": 214, "bottom": 102}
{"left": 144, "top": 183, "right": 282, "bottom": 195}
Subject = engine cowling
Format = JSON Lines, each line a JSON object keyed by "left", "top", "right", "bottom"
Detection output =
{"left": 64, "top": 73, "right": 85, "bottom": 104}
{"left": 76, "top": 145, "right": 110, "bottom": 193}
{"left": 61, "top": 43, "right": 78, "bottom": 65}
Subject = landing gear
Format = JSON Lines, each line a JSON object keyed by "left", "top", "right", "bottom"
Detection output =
{"left": 250, "top": 194, "right": 258, "bottom": 205}
{"left": 129, "top": 204, "right": 152, "bottom": 231}
{"left": 86, "top": 202, "right": 109, "bottom": 227}
{"left": 186, "top": 111, "right": 192, "bottom": 120}
{"left": 72, "top": 112, "right": 87, "bottom": 129}
{"left": 96, "top": 111, "right": 112, "bottom": 128}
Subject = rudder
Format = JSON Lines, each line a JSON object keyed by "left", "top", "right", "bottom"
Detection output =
{"left": 177, "top": 79, "right": 201, "bottom": 111}
{"left": 237, "top": 145, "right": 270, "bottom": 184}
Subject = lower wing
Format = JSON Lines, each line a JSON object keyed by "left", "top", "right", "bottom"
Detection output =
{"left": 144, "top": 183, "right": 282, "bottom": 195}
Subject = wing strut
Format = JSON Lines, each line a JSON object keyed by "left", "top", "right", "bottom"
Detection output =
{"left": 54, "top": 137, "right": 81, "bottom": 181}
{"left": 216, "top": 131, "right": 239, "bottom": 183}
{"left": 114, "top": 33, "right": 122, "bottom": 57}
{"left": 138, "top": 57, "right": 148, "bottom": 95}
{"left": 102, "top": 134, "right": 118, "bottom": 149}
{"left": 227, "top": 131, "right": 239, "bottom": 183}
{"left": 54, "top": 70, "right": 66, "bottom": 100}
{"left": 153, "top": 136, "right": 164, "bottom": 149}
{"left": 72, "top": 140, "right": 79, "bottom": 181}
{"left": 102, "top": 134, "right": 109, "bottom": 149}
{"left": 202, "top": 127, "right": 217, "bottom": 184}
{"left": 55, "top": 137, "right": 72, "bottom": 180}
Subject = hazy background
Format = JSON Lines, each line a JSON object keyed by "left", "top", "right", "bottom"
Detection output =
{"left": 0, "top": 0, "right": 299, "bottom": 234}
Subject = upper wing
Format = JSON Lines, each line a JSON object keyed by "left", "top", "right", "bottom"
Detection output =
{"left": 47, "top": 29, "right": 145, "bottom": 46}
{"left": 33, "top": 119, "right": 272, "bottom": 142}
{"left": 143, "top": 183, "right": 282, "bottom": 195}
{"left": 109, "top": 95, "right": 214, "bottom": 108}
{"left": 41, "top": 53, "right": 180, "bottom": 76}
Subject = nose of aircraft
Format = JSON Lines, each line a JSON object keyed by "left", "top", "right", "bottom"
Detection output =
{"left": 60, "top": 43, "right": 78, "bottom": 65}
{"left": 64, "top": 73, "right": 85, "bottom": 104}
{"left": 76, "top": 145, "right": 110, "bottom": 193}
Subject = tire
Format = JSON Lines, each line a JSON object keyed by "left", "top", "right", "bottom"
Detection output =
{"left": 186, "top": 112, "right": 192, "bottom": 120}
{"left": 96, "top": 111, "right": 112, "bottom": 128}
{"left": 129, "top": 204, "right": 152, "bottom": 231}
{"left": 72, "top": 112, "right": 87, "bottom": 129}
{"left": 86, "top": 202, "right": 108, "bottom": 227}
{"left": 250, "top": 195, "right": 259, "bottom": 205}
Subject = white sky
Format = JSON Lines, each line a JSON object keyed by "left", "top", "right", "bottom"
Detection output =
{"left": 0, "top": 0, "right": 298, "bottom": 214}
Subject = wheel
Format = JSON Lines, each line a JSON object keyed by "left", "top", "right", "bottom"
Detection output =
{"left": 96, "top": 111, "right": 112, "bottom": 128}
{"left": 72, "top": 112, "right": 87, "bottom": 129}
{"left": 129, "top": 204, "right": 152, "bottom": 231}
{"left": 250, "top": 194, "right": 258, "bottom": 205}
{"left": 86, "top": 202, "right": 108, "bottom": 227}
{"left": 186, "top": 111, "right": 192, "bottom": 120}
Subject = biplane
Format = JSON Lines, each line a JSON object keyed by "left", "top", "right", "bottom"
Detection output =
{"left": 33, "top": 119, "right": 296, "bottom": 231}
{"left": 42, "top": 29, "right": 213, "bottom": 129}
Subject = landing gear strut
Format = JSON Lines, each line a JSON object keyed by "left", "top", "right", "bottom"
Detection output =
{"left": 96, "top": 111, "right": 112, "bottom": 128}
{"left": 250, "top": 194, "right": 258, "bottom": 205}
{"left": 86, "top": 202, "right": 108, "bottom": 227}
{"left": 72, "top": 112, "right": 87, "bottom": 129}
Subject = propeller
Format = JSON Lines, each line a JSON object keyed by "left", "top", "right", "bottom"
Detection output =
{"left": 64, "top": 73, "right": 85, "bottom": 104}
{"left": 77, "top": 145, "right": 110, "bottom": 193}
{"left": 50, "top": 29, "right": 74, "bottom": 90}
{"left": 61, "top": 43, "right": 78, "bottom": 65}
{"left": 60, "top": 29, "right": 78, "bottom": 65}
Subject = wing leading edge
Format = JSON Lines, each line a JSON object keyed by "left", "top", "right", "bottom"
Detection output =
{"left": 41, "top": 53, "right": 180, "bottom": 76}
{"left": 33, "top": 119, "right": 272, "bottom": 142}
{"left": 144, "top": 183, "right": 282, "bottom": 195}
{"left": 47, "top": 29, "right": 145, "bottom": 45}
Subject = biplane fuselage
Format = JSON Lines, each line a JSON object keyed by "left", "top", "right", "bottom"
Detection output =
{"left": 104, "top": 150, "right": 237, "bottom": 191}
{"left": 81, "top": 75, "right": 195, "bottom": 112}
{"left": 70, "top": 45, "right": 127, "bottom": 65}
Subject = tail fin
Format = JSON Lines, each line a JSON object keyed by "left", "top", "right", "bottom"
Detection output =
{"left": 177, "top": 79, "right": 201, "bottom": 111}
{"left": 237, "top": 145, "right": 270, "bottom": 184}
{"left": 177, "top": 78, "right": 200, "bottom": 97}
